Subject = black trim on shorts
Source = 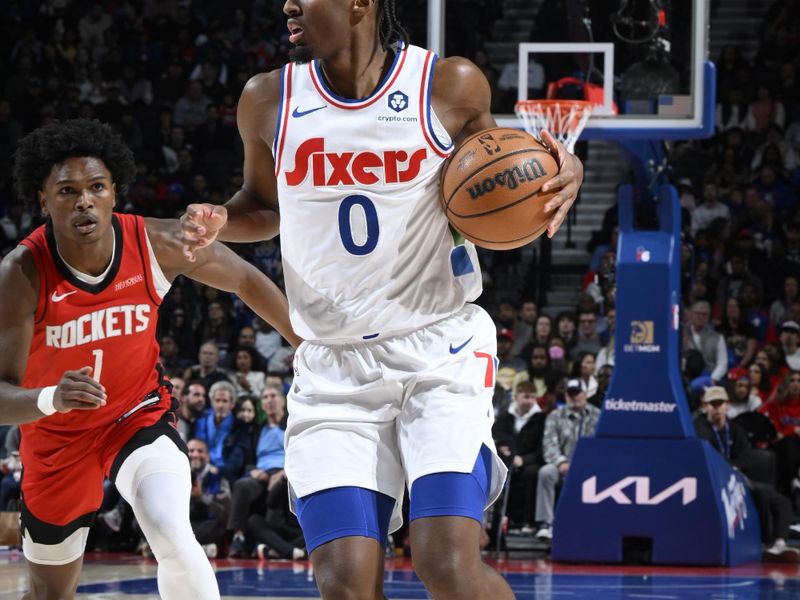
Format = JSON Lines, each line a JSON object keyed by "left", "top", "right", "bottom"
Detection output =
{"left": 20, "top": 499, "right": 96, "bottom": 546}
{"left": 109, "top": 410, "right": 188, "bottom": 484}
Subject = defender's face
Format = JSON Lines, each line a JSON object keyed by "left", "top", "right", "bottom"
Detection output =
{"left": 284, "top": 0, "right": 357, "bottom": 63}
{"left": 39, "top": 156, "right": 115, "bottom": 245}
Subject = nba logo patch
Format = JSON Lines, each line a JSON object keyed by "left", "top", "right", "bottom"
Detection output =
{"left": 388, "top": 90, "right": 408, "bottom": 113}
{"left": 636, "top": 246, "right": 650, "bottom": 262}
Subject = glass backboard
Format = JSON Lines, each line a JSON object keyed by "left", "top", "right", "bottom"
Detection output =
{"left": 425, "top": 0, "right": 713, "bottom": 141}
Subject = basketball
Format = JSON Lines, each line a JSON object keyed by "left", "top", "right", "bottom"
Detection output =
{"left": 441, "top": 128, "right": 559, "bottom": 250}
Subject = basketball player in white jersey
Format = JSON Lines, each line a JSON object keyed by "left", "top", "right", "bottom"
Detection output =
{"left": 182, "top": 1, "right": 583, "bottom": 597}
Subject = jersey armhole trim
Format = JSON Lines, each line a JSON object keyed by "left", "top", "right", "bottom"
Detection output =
{"left": 132, "top": 216, "right": 167, "bottom": 304}
{"left": 274, "top": 63, "right": 292, "bottom": 176}
{"left": 419, "top": 52, "right": 453, "bottom": 159}
{"left": 143, "top": 229, "right": 171, "bottom": 300}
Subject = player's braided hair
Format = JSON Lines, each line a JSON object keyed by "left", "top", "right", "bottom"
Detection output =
{"left": 378, "top": 0, "right": 410, "bottom": 51}
{"left": 13, "top": 118, "right": 136, "bottom": 205}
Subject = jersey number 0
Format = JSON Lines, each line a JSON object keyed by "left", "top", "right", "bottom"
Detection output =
{"left": 338, "top": 195, "right": 379, "bottom": 256}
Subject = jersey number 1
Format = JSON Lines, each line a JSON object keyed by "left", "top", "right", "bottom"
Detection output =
{"left": 338, "top": 195, "right": 379, "bottom": 256}
{"left": 92, "top": 349, "right": 104, "bottom": 383}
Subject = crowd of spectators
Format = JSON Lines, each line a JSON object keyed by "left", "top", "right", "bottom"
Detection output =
{"left": 489, "top": 0, "right": 800, "bottom": 556}
{"left": 1, "top": 0, "right": 800, "bottom": 561}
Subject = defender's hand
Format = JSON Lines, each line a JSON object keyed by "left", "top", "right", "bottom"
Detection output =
{"left": 539, "top": 130, "right": 584, "bottom": 239}
{"left": 53, "top": 366, "right": 107, "bottom": 413}
{"left": 181, "top": 204, "right": 228, "bottom": 262}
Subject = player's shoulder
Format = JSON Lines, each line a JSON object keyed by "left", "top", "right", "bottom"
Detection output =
{"left": 0, "top": 244, "right": 39, "bottom": 308}
{"left": 241, "top": 69, "right": 284, "bottom": 107}
{"left": 432, "top": 55, "right": 490, "bottom": 102}
{"left": 433, "top": 56, "right": 486, "bottom": 87}
{"left": 142, "top": 217, "right": 183, "bottom": 272}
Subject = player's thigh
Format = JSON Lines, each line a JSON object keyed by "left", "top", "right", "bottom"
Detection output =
{"left": 21, "top": 441, "right": 103, "bottom": 570}
{"left": 296, "top": 486, "right": 395, "bottom": 555}
{"left": 113, "top": 434, "right": 190, "bottom": 513}
{"left": 398, "top": 307, "right": 506, "bottom": 511}
{"left": 286, "top": 341, "right": 405, "bottom": 519}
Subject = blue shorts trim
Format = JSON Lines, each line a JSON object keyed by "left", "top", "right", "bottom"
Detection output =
{"left": 295, "top": 486, "right": 394, "bottom": 554}
{"left": 409, "top": 444, "right": 492, "bottom": 524}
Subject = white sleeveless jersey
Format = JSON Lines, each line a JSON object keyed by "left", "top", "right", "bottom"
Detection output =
{"left": 273, "top": 44, "right": 482, "bottom": 342}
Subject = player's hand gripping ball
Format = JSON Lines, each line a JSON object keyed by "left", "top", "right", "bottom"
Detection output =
{"left": 441, "top": 128, "right": 559, "bottom": 250}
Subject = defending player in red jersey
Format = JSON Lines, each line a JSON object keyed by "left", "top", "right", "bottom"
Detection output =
{"left": 0, "top": 119, "right": 301, "bottom": 600}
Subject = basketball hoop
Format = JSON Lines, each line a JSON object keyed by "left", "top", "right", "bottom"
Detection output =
{"left": 515, "top": 99, "right": 594, "bottom": 153}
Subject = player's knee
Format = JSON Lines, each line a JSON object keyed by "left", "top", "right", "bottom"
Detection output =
{"left": 24, "top": 578, "right": 74, "bottom": 600}
{"left": 139, "top": 508, "right": 193, "bottom": 560}
{"left": 314, "top": 570, "right": 377, "bottom": 600}
{"left": 413, "top": 546, "right": 473, "bottom": 591}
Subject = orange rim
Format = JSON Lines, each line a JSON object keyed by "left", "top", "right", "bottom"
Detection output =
{"left": 515, "top": 100, "right": 595, "bottom": 136}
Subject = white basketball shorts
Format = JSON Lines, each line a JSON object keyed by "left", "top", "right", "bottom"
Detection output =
{"left": 285, "top": 303, "right": 507, "bottom": 533}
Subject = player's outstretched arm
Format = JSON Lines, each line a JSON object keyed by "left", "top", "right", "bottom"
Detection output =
{"left": 151, "top": 219, "right": 301, "bottom": 348}
{"left": 433, "top": 57, "right": 584, "bottom": 238}
{"left": 0, "top": 248, "right": 107, "bottom": 424}
{"left": 181, "top": 71, "right": 283, "bottom": 260}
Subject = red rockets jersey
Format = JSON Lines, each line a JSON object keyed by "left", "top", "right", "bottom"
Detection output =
{"left": 18, "top": 214, "right": 171, "bottom": 473}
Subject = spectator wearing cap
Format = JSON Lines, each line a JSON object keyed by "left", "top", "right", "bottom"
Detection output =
{"left": 534, "top": 378, "right": 600, "bottom": 542}
{"left": 696, "top": 386, "right": 797, "bottom": 561}
{"left": 684, "top": 300, "right": 728, "bottom": 384}
{"left": 496, "top": 328, "right": 526, "bottom": 393}
{"left": 725, "top": 368, "right": 763, "bottom": 419}
{"left": 780, "top": 321, "right": 800, "bottom": 370}
{"left": 759, "top": 370, "right": 800, "bottom": 496}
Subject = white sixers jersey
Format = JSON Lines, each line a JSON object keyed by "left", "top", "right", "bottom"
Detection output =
{"left": 273, "top": 44, "right": 482, "bottom": 341}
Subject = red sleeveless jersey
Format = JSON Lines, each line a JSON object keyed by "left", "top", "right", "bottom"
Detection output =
{"left": 19, "top": 214, "right": 171, "bottom": 476}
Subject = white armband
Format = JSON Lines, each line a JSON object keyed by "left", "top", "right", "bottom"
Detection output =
{"left": 37, "top": 386, "right": 57, "bottom": 416}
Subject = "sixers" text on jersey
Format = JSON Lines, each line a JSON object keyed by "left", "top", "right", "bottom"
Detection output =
{"left": 284, "top": 137, "right": 428, "bottom": 187}
{"left": 45, "top": 304, "right": 152, "bottom": 349}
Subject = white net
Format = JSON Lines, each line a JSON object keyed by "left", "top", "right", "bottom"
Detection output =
{"left": 515, "top": 100, "right": 594, "bottom": 153}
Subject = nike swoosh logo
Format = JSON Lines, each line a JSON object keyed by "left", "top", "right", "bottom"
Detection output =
{"left": 292, "top": 105, "right": 327, "bottom": 118}
{"left": 449, "top": 336, "right": 474, "bottom": 354}
{"left": 51, "top": 290, "right": 77, "bottom": 303}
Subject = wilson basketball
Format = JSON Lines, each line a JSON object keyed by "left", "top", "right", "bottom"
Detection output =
{"left": 441, "top": 128, "right": 559, "bottom": 250}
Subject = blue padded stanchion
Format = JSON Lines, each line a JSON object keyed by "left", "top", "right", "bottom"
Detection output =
{"left": 551, "top": 183, "right": 761, "bottom": 565}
